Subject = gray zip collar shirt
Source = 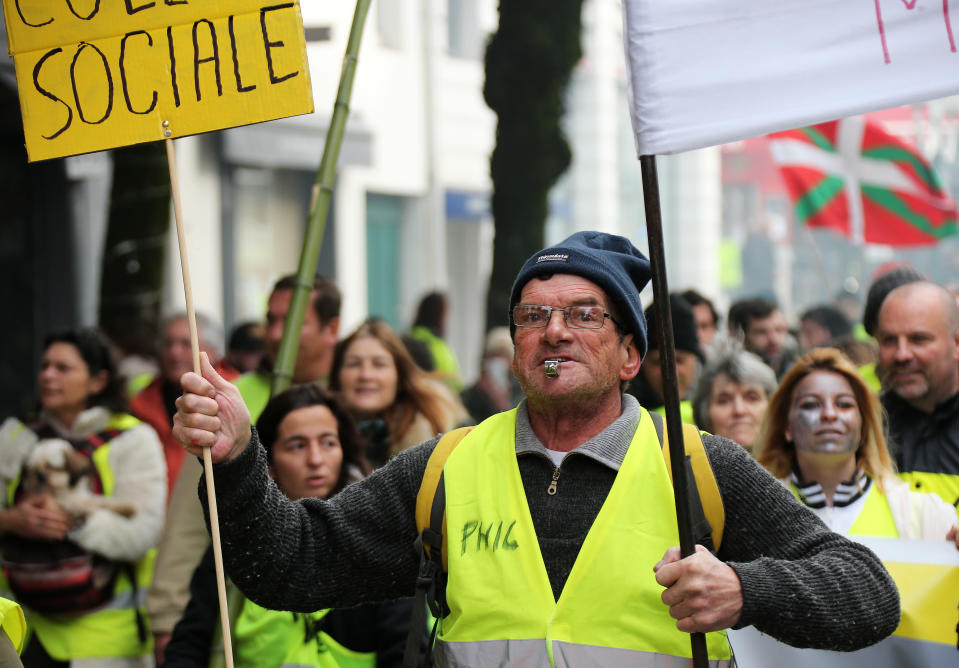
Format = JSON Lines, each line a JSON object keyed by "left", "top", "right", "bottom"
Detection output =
{"left": 514, "top": 393, "right": 641, "bottom": 472}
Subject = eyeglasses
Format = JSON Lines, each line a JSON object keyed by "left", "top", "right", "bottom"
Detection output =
{"left": 512, "top": 304, "right": 621, "bottom": 330}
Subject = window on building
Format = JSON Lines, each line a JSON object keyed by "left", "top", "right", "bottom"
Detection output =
{"left": 366, "top": 193, "right": 405, "bottom": 329}
{"left": 225, "top": 167, "right": 335, "bottom": 325}
{"left": 304, "top": 26, "right": 332, "bottom": 42}
{"left": 448, "top": 0, "right": 482, "bottom": 59}
{"left": 377, "top": 0, "right": 404, "bottom": 50}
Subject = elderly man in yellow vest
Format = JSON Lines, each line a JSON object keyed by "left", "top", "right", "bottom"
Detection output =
{"left": 173, "top": 232, "right": 900, "bottom": 666}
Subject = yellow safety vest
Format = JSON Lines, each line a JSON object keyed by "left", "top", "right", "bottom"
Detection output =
{"left": 409, "top": 326, "right": 463, "bottom": 392}
{"left": 227, "top": 596, "right": 376, "bottom": 668}
{"left": 652, "top": 401, "right": 695, "bottom": 427}
{"left": 0, "top": 597, "right": 25, "bottom": 654}
{"left": 2, "top": 414, "right": 154, "bottom": 661}
{"left": 235, "top": 373, "right": 330, "bottom": 423}
{"left": 848, "top": 484, "right": 899, "bottom": 537}
{"left": 897, "top": 471, "right": 959, "bottom": 509}
{"left": 234, "top": 372, "right": 273, "bottom": 424}
{"left": 856, "top": 362, "right": 881, "bottom": 394}
{"left": 789, "top": 477, "right": 958, "bottom": 660}
{"left": 437, "top": 408, "right": 731, "bottom": 667}
{"left": 789, "top": 477, "right": 899, "bottom": 538}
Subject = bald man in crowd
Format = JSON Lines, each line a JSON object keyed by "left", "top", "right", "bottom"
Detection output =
{"left": 876, "top": 281, "right": 959, "bottom": 508}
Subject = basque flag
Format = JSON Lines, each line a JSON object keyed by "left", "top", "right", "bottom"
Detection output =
{"left": 768, "top": 118, "right": 958, "bottom": 246}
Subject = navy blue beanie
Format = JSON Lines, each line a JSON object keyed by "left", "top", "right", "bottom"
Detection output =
{"left": 508, "top": 231, "right": 652, "bottom": 358}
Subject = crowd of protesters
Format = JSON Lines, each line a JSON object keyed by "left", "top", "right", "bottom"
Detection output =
{"left": 0, "top": 258, "right": 957, "bottom": 666}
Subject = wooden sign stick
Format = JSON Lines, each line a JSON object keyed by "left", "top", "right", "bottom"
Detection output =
{"left": 165, "top": 137, "right": 235, "bottom": 668}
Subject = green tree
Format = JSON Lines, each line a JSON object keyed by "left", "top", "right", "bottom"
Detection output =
{"left": 99, "top": 143, "right": 170, "bottom": 361}
{"left": 483, "top": 0, "right": 584, "bottom": 330}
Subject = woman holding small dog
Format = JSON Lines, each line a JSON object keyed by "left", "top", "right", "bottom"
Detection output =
{"left": 163, "top": 384, "right": 417, "bottom": 667}
{"left": 0, "top": 328, "right": 166, "bottom": 667}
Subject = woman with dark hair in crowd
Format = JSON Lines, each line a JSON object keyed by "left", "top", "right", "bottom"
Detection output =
{"left": 691, "top": 344, "right": 777, "bottom": 454}
{"left": 164, "top": 384, "right": 417, "bottom": 667}
{"left": 330, "top": 319, "right": 468, "bottom": 466}
{"left": 0, "top": 328, "right": 166, "bottom": 667}
{"left": 756, "top": 348, "right": 957, "bottom": 542}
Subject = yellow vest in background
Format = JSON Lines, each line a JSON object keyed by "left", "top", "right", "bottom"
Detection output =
{"left": 897, "top": 471, "right": 959, "bottom": 509}
{"left": 227, "top": 596, "right": 375, "bottom": 668}
{"left": 848, "top": 484, "right": 899, "bottom": 538}
{"left": 4, "top": 414, "right": 154, "bottom": 661}
{"left": 0, "top": 597, "right": 25, "bottom": 654}
{"left": 652, "top": 401, "right": 695, "bottom": 427}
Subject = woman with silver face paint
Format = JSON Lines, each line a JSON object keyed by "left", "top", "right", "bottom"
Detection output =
{"left": 756, "top": 348, "right": 957, "bottom": 543}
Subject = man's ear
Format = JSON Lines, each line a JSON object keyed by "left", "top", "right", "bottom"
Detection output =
{"left": 323, "top": 316, "right": 341, "bottom": 342}
{"left": 619, "top": 334, "right": 642, "bottom": 381}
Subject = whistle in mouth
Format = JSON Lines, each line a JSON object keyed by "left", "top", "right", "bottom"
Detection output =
{"left": 544, "top": 359, "right": 560, "bottom": 377}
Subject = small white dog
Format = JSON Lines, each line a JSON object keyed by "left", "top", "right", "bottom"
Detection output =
{"left": 20, "top": 439, "right": 137, "bottom": 519}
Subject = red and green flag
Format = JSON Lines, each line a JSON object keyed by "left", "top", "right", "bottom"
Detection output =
{"left": 768, "top": 118, "right": 958, "bottom": 246}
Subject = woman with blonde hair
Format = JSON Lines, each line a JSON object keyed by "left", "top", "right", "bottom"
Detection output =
{"left": 330, "top": 318, "right": 468, "bottom": 466}
{"left": 757, "top": 348, "right": 956, "bottom": 541}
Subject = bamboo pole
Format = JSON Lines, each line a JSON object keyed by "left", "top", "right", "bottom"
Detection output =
{"left": 166, "top": 137, "right": 235, "bottom": 668}
{"left": 270, "top": 0, "right": 372, "bottom": 398}
{"left": 640, "top": 154, "right": 709, "bottom": 668}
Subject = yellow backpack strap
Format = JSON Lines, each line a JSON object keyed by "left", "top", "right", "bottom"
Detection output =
{"left": 649, "top": 411, "right": 725, "bottom": 551}
{"left": 415, "top": 427, "right": 472, "bottom": 571}
{"left": 406, "top": 428, "right": 472, "bottom": 668}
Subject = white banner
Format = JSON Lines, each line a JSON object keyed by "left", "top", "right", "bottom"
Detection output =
{"left": 728, "top": 537, "right": 959, "bottom": 667}
{"left": 623, "top": 1, "right": 959, "bottom": 156}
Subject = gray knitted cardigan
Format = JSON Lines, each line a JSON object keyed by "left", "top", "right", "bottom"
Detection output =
{"left": 201, "top": 396, "right": 899, "bottom": 652}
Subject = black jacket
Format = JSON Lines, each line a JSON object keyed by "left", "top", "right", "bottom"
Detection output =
{"left": 883, "top": 389, "right": 959, "bottom": 505}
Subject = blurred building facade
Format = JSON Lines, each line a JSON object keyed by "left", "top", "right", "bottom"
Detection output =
{"left": 5, "top": 2, "right": 955, "bottom": 421}
{"left": 1, "top": 0, "right": 722, "bottom": 409}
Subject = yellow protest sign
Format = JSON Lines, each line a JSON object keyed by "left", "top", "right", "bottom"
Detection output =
{"left": 2, "top": 0, "right": 314, "bottom": 161}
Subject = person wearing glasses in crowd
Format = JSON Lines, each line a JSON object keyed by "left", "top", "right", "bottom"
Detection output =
{"left": 173, "top": 232, "right": 899, "bottom": 666}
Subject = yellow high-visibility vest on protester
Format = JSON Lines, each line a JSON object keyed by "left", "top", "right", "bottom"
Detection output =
{"left": 0, "top": 597, "right": 25, "bottom": 654}
{"left": 436, "top": 408, "right": 732, "bottom": 667}
{"left": 224, "top": 595, "right": 375, "bottom": 668}
{"left": 847, "top": 486, "right": 899, "bottom": 537}
{"left": 2, "top": 414, "right": 154, "bottom": 661}
{"left": 771, "top": 477, "right": 958, "bottom": 667}
{"left": 652, "top": 401, "right": 695, "bottom": 428}
{"left": 897, "top": 471, "right": 959, "bottom": 509}
{"left": 233, "top": 373, "right": 274, "bottom": 426}
{"left": 25, "top": 555, "right": 154, "bottom": 660}
{"left": 409, "top": 326, "right": 463, "bottom": 391}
